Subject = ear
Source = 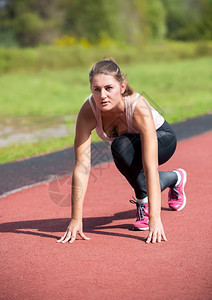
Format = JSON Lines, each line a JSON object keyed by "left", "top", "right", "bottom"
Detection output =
{"left": 121, "top": 80, "right": 126, "bottom": 94}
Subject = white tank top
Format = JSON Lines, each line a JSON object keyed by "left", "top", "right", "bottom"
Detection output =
{"left": 88, "top": 93, "right": 164, "bottom": 142}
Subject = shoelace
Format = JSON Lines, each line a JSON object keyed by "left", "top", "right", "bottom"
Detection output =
{"left": 129, "top": 198, "right": 147, "bottom": 221}
{"left": 170, "top": 186, "right": 179, "bottom": 200}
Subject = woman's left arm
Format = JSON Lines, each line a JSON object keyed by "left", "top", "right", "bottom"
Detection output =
{"left": 132, "top": 95, "right": 167, "bottom": 243}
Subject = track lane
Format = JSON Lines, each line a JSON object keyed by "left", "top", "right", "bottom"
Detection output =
{"left": 0, "top": 131, "right": 212, "bottom": 300}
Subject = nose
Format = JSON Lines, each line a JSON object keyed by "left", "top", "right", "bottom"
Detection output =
{"left": 100, "top": 89, "right": 107, "bottom": 99}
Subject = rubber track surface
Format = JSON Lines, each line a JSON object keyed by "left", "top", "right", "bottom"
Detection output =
{"left": 0, "top": 130, "right": 212, "bottom": 299}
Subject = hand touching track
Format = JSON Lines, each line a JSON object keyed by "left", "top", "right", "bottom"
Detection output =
{"left": 57, "top": 219, "right": 90, "bottom": 244}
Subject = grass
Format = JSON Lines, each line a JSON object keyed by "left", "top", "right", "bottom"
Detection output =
{"left": 0, "top": 56, "right": 212, "bottom": 164}
{"left": 126, "top": 57, "right": 212, "bottom": 123}
{"left": 0, "top": 40, "right": 212, "bottom": 73}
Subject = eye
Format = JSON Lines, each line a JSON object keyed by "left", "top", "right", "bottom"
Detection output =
{"left": 106, "top": 86, "right": 113, "bottom": 91}
{"left": 94, "top": 87, "right": 100, "bottom": 92}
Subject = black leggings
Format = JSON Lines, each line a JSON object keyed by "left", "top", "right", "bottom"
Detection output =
{"left": 111, "top": 121, "right": 178, "bottom": 199}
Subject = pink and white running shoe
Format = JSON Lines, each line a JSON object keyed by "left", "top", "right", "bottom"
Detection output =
{"left": 130, "top": 197, "right": 149, "bottom": 230}
{"left": 168, "top": 168, "right": 187, "bottom": 211}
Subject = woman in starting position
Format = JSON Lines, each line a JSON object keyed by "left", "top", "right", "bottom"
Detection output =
{"left": 58, "top": 59, "right": 187, "bottom": 244}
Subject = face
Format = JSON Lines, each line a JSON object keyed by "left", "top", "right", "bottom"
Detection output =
{"left": 91, "top": 74, "right": 126, "bottom": 112}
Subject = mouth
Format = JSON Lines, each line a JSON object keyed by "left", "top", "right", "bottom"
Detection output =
{"left": 101, "top": 101, "right": 110, "bottom": 106}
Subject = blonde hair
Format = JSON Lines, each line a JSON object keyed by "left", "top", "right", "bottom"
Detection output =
{"left": 89, "top": 59, "right": 134, "bottom": 96}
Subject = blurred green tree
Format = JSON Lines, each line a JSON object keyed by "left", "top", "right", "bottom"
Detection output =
{"left": 0, "top": 0, "right": 211, "bottom": 47}
{"left": 115, "top": 0, "right": 166, "bottom": 44}
{"left": 0, "top": 0, "right": 64, "bottom": 46}
{"left": 134, "top": 0, "right": 166, "bottom": 41}
{"left": 161, "top": 0, "right": 212, "bottom": 40}
{"left": 63, "top": 0, "right": 124, "bottom": 42}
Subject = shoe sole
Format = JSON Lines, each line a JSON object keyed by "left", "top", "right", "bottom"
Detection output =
{"left": 171, "top": 168, "right": 187, "bottom": 211}
{"left": 133, "top": 226, "right": 149, "bottom": 231}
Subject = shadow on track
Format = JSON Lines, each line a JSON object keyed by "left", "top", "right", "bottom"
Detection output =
{"left": 0, "top": 206, "right": 171, "bottom": 242}
{"left": 0, "top": 208, "right": 153, "bottom": 242}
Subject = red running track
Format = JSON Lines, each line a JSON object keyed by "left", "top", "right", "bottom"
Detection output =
{"left": 0, "top": 131, "right": 212, "bottom": 300}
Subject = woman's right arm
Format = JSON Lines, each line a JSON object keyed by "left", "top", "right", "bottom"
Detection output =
{"left": 57, "top": 100, "right": 96, "bottom": 244}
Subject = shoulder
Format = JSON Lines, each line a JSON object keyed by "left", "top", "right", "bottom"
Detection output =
{"left": 79, "top": 96, "right": 94, "bottom": 118}
{"left": 133, "top": 93, "right": 151, "bottom": 114}
{"left": 127, "top": 92, "right": 138, "bottom": 102}
{"left": 127, "top": 92, "right": 145, "bottom": 107}
{"left": 131, "top": 94, "right": 154, "bottom": 132}
{"left": 76, "top": 96, "right": 97, "bottom": 132}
